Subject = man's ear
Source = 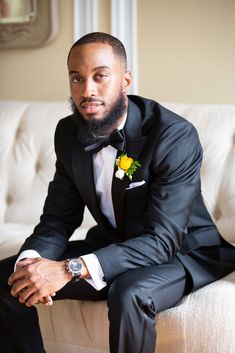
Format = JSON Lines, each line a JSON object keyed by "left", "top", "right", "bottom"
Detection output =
{"left": 122, "top": 71, "right": 132, "bottom": 93}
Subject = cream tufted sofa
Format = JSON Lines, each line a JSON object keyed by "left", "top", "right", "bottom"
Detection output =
{"left": 0, "top": 100, "right": 235, "bottom": 353}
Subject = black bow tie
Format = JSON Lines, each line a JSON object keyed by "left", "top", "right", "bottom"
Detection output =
{"left": 84, "top": 129, "right": 126, "bottom": 154}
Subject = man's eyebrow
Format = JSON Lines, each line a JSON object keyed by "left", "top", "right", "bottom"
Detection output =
{"left": 93, "top": 66, "right": 111, "bottom": 71}
{"left": 69, "top": 66, "right": 111, "bottom": 76}
{"left": 69, "top": 70, "right": 79, "bottom": 75}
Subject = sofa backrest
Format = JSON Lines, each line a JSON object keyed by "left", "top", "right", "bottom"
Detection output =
{"left": 0, "top": 101, "right": 71, "bottom": 224}
{"left": 0, "top": 100, "right": 234, "bottom": 245}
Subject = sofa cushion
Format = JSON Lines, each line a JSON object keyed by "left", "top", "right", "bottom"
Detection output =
{"left": 0, "top": 101, "right": 71, "bottom": 224}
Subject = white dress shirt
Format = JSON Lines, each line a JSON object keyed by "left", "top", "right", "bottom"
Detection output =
{"left": 16, "top": 117, "right": 127, "bottom": 291}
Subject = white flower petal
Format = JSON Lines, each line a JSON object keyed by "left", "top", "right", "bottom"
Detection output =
{"left": 115, "top": 169, "right": 125, "bottom": 179}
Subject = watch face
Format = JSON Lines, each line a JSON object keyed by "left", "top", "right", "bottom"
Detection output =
{"left": 69, "top": 259, "right": 82, "bottom": 275}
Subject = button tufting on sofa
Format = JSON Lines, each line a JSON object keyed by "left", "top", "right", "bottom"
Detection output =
{"left": 214, "top": 208, "right": 222, "bottom": 221}
{"left": 35, "top": 160, "right": 41, "bottom": 173}
{"left": 15, "top": 126, "right": 22, "bottom": 139}
{"left": 6, "top": 194, "right": 13, "bottom": 205}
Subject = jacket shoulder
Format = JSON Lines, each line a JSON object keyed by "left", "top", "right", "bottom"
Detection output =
{"left": 54, "top": 114, "right": 79, "bottom": 155}
{"left": 55, "top": 114, "right": 78, "bottom": 138}
{"left": 129, "top": 95, "right": 189, "bottom": 125}
{"left": 128, "top": 95, "right": 201, "bottom": 157}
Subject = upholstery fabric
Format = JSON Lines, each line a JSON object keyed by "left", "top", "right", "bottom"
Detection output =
{"left": 0, "top": 100, "right": 234, "bottom": 353}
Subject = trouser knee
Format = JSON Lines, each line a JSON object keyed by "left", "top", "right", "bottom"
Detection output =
{"left": 107, "top": 274, "right": 157, "bottom": 321}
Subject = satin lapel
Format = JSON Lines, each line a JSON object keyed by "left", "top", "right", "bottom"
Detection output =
{"left": 71, "top": 141, "right": 105, "bottom": 225}
{"left": 112, "top": 100, "right": 146, "bottom": 235}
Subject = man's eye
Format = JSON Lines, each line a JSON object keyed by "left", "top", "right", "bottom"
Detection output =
{"left": 71, "top": 76, "right": 82, "bottom": 83}
{"left": 96, "top": 73, "right": 107, "bottom": 79}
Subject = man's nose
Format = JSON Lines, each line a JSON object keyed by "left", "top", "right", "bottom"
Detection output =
{"left": 82, "top": 78, "right": 97, "bottom": 97}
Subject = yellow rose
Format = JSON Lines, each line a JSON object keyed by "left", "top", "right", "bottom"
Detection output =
{"left": 118, "top": 155, "right": 133, "bottom": 171}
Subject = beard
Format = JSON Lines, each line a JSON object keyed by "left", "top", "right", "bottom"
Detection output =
{"left": 70, "top": 92, "right": 127, "bottom": 146}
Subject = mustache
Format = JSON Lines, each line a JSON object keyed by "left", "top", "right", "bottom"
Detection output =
{"left": 80, "top": 97, "right": 103, "bottom": 105}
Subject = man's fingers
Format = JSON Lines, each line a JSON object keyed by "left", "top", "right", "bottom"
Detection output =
{"left": 43, "top": 295, "right": 54, "bottom": 306}
{"left": 25, "top": 292, "right": 51, "bottom": 307}
{"left": 32, "top": 295, "right": 54, "bottom": 306}
{"left": 18, "top": 287, "right": 35, "bottom": 304}
{"left": 17, "top": 286, "right": 56, "bottom": 306}
{"left": 8, "top": 270, "right": 23, "bottom": 286}
{"left": 8, "top": 258, "right": 40, "bottom": 285}
{"left": 8, "top": 269, "right": 28, "bottom": 286}
{"left": 10, "top": 278, "right": 31, "bottom": 298}
{"left": 18, "top": 284, "right": 45, "bottom": 306}
{"left": 16, "top": 257, "right": 40, "bottom": 268}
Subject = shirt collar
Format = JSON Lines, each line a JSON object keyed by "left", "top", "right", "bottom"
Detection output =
{"left": 117, "top": 113, "right": 127, "bottom": 131}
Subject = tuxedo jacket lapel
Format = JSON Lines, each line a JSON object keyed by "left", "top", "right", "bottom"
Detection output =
{"left": 112, "top": 99, "right": 147, "bottom": 234}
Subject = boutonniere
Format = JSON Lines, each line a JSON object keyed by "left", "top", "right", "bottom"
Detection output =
{"left": 115, "top": 153, "right": 141, "bottom": 180}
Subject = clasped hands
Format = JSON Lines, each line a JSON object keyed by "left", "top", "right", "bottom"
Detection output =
{"left": 8, "top": 257, "right": 83, "bottom": 307}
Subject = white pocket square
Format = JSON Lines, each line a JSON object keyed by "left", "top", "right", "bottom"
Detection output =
{"left": 126, "top": 180, "right": 146, "bottom": 190}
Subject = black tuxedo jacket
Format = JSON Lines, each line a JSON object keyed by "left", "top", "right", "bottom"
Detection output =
{"left": 20, "top": 95, "right": 234, "bottom": 291}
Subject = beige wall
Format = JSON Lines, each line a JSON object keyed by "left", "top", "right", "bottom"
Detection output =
{"left": 138, "top": 0, "right": 235, "bottom": 104}
{"left": 98, "top": 0, "right": 110, "bottom": 34}
{"left": 0, "top": 0, "right": 235, "bottom": 104}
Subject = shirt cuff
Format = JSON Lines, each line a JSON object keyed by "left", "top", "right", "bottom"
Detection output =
{"left": 14, "top": 250, "right": 41, "bottom": 271}
{"left": 80, "top": 253, "right": 107, "bottom": 291}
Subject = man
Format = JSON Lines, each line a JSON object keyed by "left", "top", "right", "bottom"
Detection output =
{"left": 0, "top": 32, "right": 234, "bottom": 353}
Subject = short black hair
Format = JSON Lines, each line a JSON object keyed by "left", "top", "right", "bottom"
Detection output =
{"left": 67, "top": 32, "right": 127, "bottom": 68}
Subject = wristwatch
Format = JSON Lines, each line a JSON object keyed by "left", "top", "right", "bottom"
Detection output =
{"left": 66, "top": 258, "right": 83, "bottom": 280}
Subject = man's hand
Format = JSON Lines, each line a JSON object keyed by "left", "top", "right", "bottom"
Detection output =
{"left": 8, "top": 257, "right": 72, "bottom": 307}
{"left": 13, "top": 259, "right": 55, "bottom": 306}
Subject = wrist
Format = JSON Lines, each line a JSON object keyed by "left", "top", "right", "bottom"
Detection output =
{"left": 78, "top": 257, "right": 90, "bottom": 279}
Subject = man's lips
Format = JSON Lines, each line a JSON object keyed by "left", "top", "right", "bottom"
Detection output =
{"left": 80, "top": 101, "right": 104, "bottom": 114}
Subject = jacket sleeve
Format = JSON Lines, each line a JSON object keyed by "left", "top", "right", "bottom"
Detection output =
{"left": 94, "top": 121, "right": 203, "bottom": 283}
{"left": 19, "top": 120, "right": 85, "bottom": 260}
